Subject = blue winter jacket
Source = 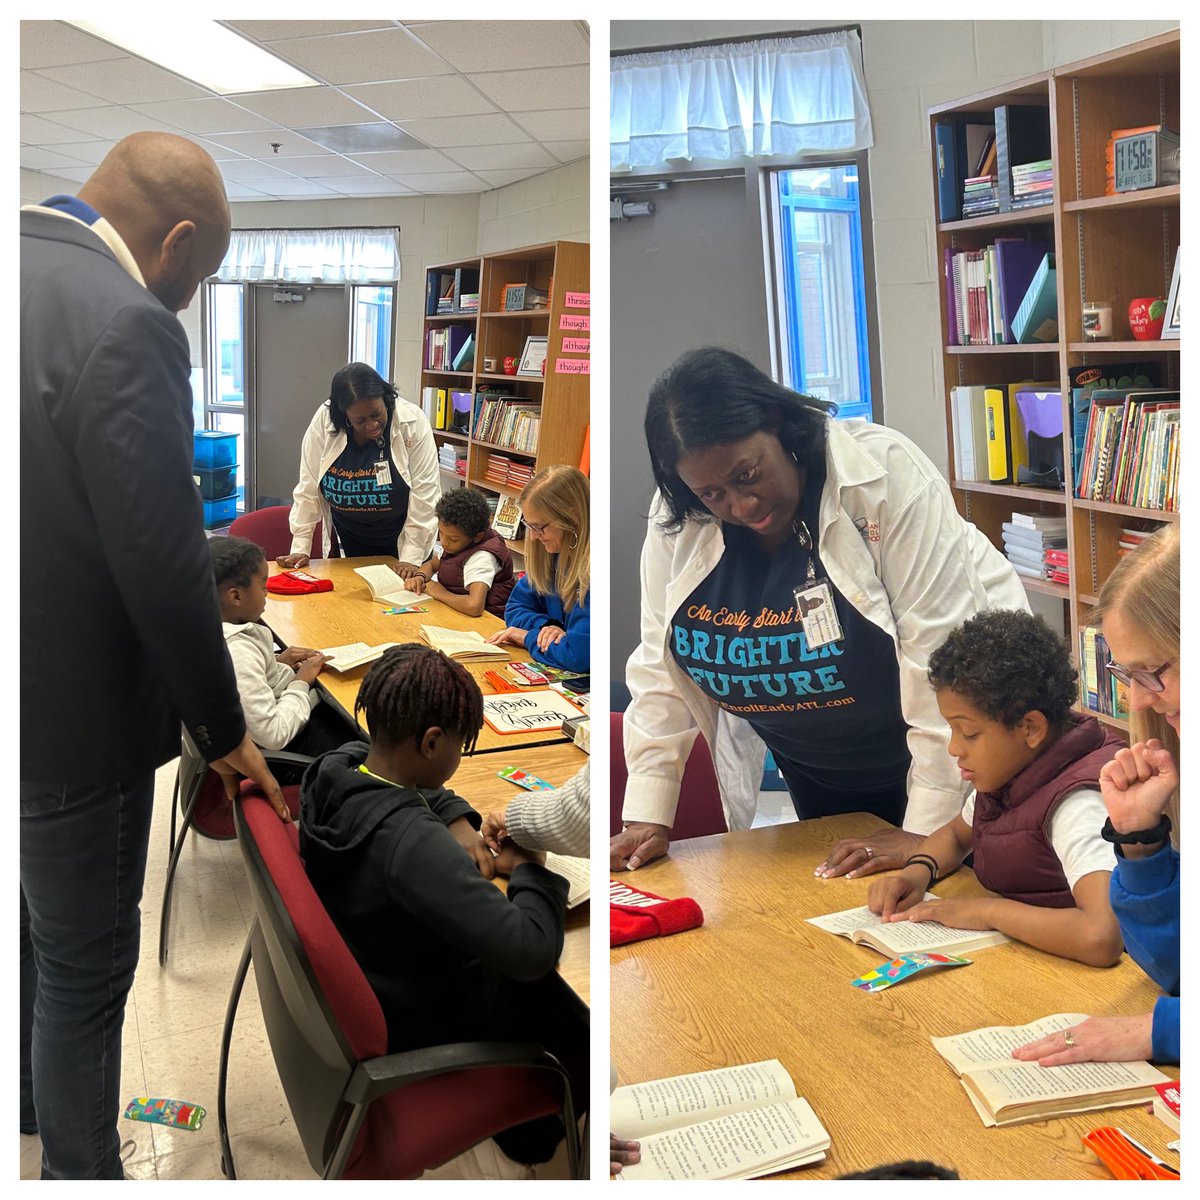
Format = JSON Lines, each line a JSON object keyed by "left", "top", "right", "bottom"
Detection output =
{"left": 503, "top": 572, "right": 590, "bottom": 674}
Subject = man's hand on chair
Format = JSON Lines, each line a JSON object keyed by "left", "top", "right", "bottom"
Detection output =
{"left": 213, "top": 734, "right": 291, "bottom": 822}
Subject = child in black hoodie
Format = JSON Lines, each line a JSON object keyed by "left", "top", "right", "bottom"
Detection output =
{"left": 299, "top": 643, "right": 585, "bottom": 1171}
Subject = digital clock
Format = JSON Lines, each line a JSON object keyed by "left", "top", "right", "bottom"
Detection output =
{"left": 1114, "top": 129, "right": 1181, "bottom": 192}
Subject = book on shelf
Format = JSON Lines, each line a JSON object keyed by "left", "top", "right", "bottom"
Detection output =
{"left": 318, "top": 641, "right": 402, "bottom": 672}
{"left": 994, "top": 240, "right": 1051, "bottom": 344}
{"left": 493, "top": 494, "right": 523, "bottom": 540}
{"left": 420, "top": 624, "right": 508, "bottom": 661}
{"left": 984, "top": 379, "right": 1055, "bottom": 484}
{"left": 931, "top": 1013, "right": 1170, "bottom": 1127}
{"left": 352, "top": 565, "right": 424, "bottom": 608}
{"left": 1011, "top": 253, "right": 1057, "bottom": 344}
{"left": 421, "top": 386, "right": 447, "bottom": 429}
{"left": 449, "top": 389, "right": 472, "bottom": 433}
{"left": 805, "top": 900, "right": 1010, "bottom": 957}
{"left": 1152, "top": 1080, "right": 1180, "bottom": 1134}
{"left": 452, "top": 266, "right": 479, "bottom": 311}
{"left": 425, "top": 269, "right": 456, "bottom": 317}
{"left": 450, "top": 333, "right": 475, "bottom": 372}
{"left": 950, "top": 386, "right": 989, "bottom": 481}
{"left": 1075, "top": 390, "right": 1180, "bottom": 510}
{"left": 993, "top": 104, "right": 1051, "bottom": 213}
{"left": 934, "top": 116, "right": 994, "bottom": 222}
{"left": 611, "top": 1060, "right": 831, "bottom": 1181}
{"left": 1009, "top": 510, "right": 1068, "bottom": 532}
{"left": 1079, "top": 625, "right": 1130, "bottom": 718}
{"left": 426, "top": 325, "right": 470, "bottom": 372}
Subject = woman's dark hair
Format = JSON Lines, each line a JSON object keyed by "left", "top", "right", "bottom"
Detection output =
{"left": 326, "top": 361, "right": 398, "bottom": 436}
{"left": 436, "top": 487, "right": 491, "bottom": 539}
{"left": 645, "top": 347, "right": 837, "bottom": 528}
{"left": 210, "top": 535, "right": 266, "bottom": 590}
{"left": 356, "top": 643, "right": 483, "bottom": 753}
{"left": 927, "top": 609, "right": 1077, "bottom": 728}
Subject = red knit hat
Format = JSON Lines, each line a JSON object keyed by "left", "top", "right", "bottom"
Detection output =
{"left": 609, "top": 879, "right": 704, "bottom": 946}
{"left": 266, "top": 570, "right": 334, "bottom": 595}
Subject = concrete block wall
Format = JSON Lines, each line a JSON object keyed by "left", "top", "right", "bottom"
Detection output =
{"left": 476, "top": 158, "right": 590, "bottom": 253}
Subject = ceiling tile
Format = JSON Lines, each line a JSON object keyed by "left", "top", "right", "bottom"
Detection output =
{"left": 477, "top": 167, "right": 545, "bottom": 189}
{"left": 247, "top": 177, "right": 340, "bottom": 198}
{"left": 274, "top": 155, "right": 383, "bottom": 179}
{"left": 222, "top": 20, "right": 398, "bottom": 42}
{"left": 32, "top": 165, "right": 93, "bottom": 184}
{"left": 507, "top": 107, "right": 589, "bottom": 142}
{"left": 217, "top": 160, "right": 308, "bottom": 184}
{"left": 204, "top": 129, "right": 329, "bottom": 158}
{"left": 268, "top": 29, "right": 453, "bottom": 86}
{"left": 387, "top": 172, "right": 485, "bottom": 194}
{"left": 348, "top": 149, "right": 462, "bottom": 175}
{"left": 446, "top": 143, "right": 557, "bottom": 172}
{"left": 20, "top": 21, "right": 129, "bottom": 69}
{"left": 20, "top": 145, "right": 92, "bottom": 171}
{"left": 43, "top": 106, "right": 189, "bottom": 140}
{"left": 409, "top": 20, "right": 589, "bottom": 74}
{"left": 37, "top": 57, "right": 210, "bottom": 105}
{"left": 21, "top": 70, "right": 110, "bottom": 113}
{"left": 344, "top": 77, "right": 496, "bottom": 122}
{"left": 44, "top": 139, "right": 119, "bottom": 166}
{"left": 231, "top": 86, "right": 378, "bottom": 128}
{"left": 223, "top": 181, "right": 271, "bottom": 199}
{"left": 294, "top": 123, "right": 427, "bottom": 155}
{"left": 468, "top": 65, "right": 588, "bottom": 113}
{"left": 21, "top": 112, "right": 96, "bottom": 144}
{"left": 397, "top": 113, "right": 531, "bottom": 149}
{"left": 128, "top": 97, "right": 282, "bottom": 136}
{"left": 310, "top": 175, "right": 413, "bottom": 195}
{"left": 544, "top": 139, "right": 589, "bottom": 164}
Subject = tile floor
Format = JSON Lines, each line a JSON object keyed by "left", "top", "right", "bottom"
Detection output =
{"left": 20, "top": 759, "right": 572, "bottom": 1181}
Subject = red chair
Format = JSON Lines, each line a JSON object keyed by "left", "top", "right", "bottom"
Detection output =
{"left": 228, "top": 506, "right": 339, "bottom": 561}
{"left": 609, "top": 711, "right": 727, "bottom": 839}
{"left": 217, "top": 784, "right": 580, "bottom": 1180}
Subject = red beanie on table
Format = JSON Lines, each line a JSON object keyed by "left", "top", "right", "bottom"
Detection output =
{"left": 610, "top": 879, "right": 704, "bottom": 946}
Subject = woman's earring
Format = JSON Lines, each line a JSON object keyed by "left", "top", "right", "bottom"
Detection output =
{"left": 569, "top": 533, "right": 579, "bottom": 549}
{"left": 791, "top": 451, "right": 800, "bottom": 463}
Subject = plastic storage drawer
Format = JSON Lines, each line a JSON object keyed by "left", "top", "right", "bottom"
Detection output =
{"left": 194, "top": 465, "right": 238, "bottom": 499}
{"left": 194, "top": 430, "right": 238, "bottom": 469}
{"left": 202, "top": 494, "right": 237, "bottom": 528}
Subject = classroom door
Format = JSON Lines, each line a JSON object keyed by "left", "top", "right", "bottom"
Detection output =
{"left": 251, "top": 284, "right": 349, "bottom": 508}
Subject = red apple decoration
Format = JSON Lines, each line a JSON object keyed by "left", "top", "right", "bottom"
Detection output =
{"left": 1128, "top": 296, "right": 1167, "bottom": 340}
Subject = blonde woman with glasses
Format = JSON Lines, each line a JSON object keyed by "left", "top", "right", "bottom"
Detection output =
{"left": 487, "top": 465, "right": 590, "bottom": 674}
{"left": 1015, "top": 524, "right": 1179, "bottom": 1068}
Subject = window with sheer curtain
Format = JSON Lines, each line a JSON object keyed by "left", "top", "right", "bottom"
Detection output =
{"left": 214, "top": 227, "right": 401, "bottom": 283}
{"left": 610, "top": 30, "right": 874, "bottom": 174}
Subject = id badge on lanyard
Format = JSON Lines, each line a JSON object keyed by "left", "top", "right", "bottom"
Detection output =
{"left": 791, "top": 520, "right": 843, "bottom": 649}
{"left": 373, "top": 446, "right": 392, "bottom": 488}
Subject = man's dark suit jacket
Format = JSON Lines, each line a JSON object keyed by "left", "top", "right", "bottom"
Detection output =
{"left": 21, "top": 208, "right": 245, "bottom": 783}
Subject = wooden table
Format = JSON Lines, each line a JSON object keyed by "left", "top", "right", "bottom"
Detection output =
{"left": 610, "top": 815, "right": 1178, "bottom": 1180}
{"left": 264, "top": 557, "right": 573, "bottom": 754}
{"left": 450, "top": 742, "right": 589, "bottom": 1009}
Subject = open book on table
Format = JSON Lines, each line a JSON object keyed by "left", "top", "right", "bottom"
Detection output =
{"left": 932, "top": 1013, "right": 1171, "bottom": 1127}
{"left": 611, "top": 1060, "right": 830, "bottom": 1180}
{"left": 317, "top": 642, "right": 401, "bottom": 672}
{"left": 806, "top": 899, "right": 1010, "bottom": 957}
{"left": 420, "top": 625, "right": 509, "bottom": 661}
{"left": 352, "top": 564, "right": 424, "bottom": 608}
{"left": 544, "top": 853, "right": 589, "bottom": 908}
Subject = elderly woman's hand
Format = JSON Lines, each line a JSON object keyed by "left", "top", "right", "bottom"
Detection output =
{"left": 1011, "top": 1013, "right": 1154, "bottom": 1067}
{"left": 815, "top": 828, "right": 925, "bottom": 879}
{"left": 486, "top": 626, "right": 529, "bottom": 648}
{"left": 536, "top": 624, "right": 567, "bottom": 651}
{"left": 610, "top": 822, "right": 670, "bottom": 871}
{"left": 276, "top": 553, "right": 310, "bottom": 569}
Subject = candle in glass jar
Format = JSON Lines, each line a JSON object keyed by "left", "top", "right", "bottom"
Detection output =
{"left": 1082, "top": 300, "right": 1113, "bottom": 341}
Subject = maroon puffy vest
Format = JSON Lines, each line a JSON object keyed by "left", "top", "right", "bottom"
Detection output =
{"left": 436, "top": 529, "right": 514, "bottom": 617}
{"left": 971, "top": 715, "right": 1125, "bottom": 907}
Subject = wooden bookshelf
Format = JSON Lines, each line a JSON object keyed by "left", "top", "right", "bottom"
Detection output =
{"left": 930, "top": 30, "right": 1180, "bottom": 731}
{"left": 419, "top": 241, "right": 589, "bottom": 562}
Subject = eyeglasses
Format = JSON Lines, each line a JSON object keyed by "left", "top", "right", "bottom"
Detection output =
{"left": 1105, "top": 659, "right": 1174, "bottom": 693}
{"left": 525, "top": 520, "right": 553, "bottom": 536}
{"left": 348, "top": 412, "right": 386, "bottom": 429}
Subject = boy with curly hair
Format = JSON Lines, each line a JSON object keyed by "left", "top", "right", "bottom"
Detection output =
{"left": 408, "top": 487, "right": 515, "bottom": 617}
{"left": 867, "top": 609, "right": 1125, "bottom": 966}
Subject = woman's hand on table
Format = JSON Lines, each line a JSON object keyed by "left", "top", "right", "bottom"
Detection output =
{"left": 866, "top": 868, "right": 926, "bottom": 920}
{"left": 610, "top": 822, "right": 670, "bottom": 872}
{"left": 890, "top": 895, "right": 992, "bottom": 930}
{"left": 392, "top": 560, "right": 423, "bottom": 579}
{"left": 276, "top": 553, "right": 310, "bottom": 569}
{"left": 1100, "top": 739, "right": 1178, "bottom": 833}
{"left": 536, "top": 625, "right": 566, "bottom": 651}
{"left": 1011, "top": 1013, "right": 1154, "bottom": 1067}
{"left": 448, "top": 817, "right": 495, "bottom": 880}
{"left": 486, "top": 626, "right": 529, "bottom": 648}
{"left": 481, "top": 808, "right": 509, "bottom": 853}
{"left": 611, "top": 1135, "right": 641, "bottom": 1174}
{"left": 816, "top": 827, "right": 924, "bottom": 879}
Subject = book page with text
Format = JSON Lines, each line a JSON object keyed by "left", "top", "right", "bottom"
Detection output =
{"left": 616, "top": 1098, "right": 827, "bottom": 1181}
{"left": 543, "top": 853, "right": 589, "bottom": 907}
{"left": 932, "top": 1013, "right": 1089, "bottom": 1074}
{"left": 611, "top": 1060, "right": 796, "bottom": 1140}
{"left": 966, "top": 1059, "right": 1169, "bottom": 1110}
{"left": 353, "top": 564, "right": 423, "bottom": 606}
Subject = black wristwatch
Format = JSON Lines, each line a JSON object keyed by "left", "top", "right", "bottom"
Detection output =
{"left": 1101, "top": 814, "right": 1171, "bottom": 850}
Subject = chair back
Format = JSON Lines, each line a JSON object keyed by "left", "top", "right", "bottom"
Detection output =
{"left": 609, "top": 711, "right": 727, "bottom": 839}
{"left": 229, "top": 506, "right": 338, "bottom": 561}
{"left": 235, "top": 785, "right": 388, "bottom": 1175}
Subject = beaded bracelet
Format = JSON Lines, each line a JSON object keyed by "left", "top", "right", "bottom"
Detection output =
{"left": 904, "top": 854, "right": 940, "bottom": 891}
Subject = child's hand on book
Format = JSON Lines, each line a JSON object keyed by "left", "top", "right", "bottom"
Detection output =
{"left": 277, "top": 645, "right": 319, "bottom": 668}
{"left": 448, "top": 817, "right": 495, "bottom": 879}
{"left": 1011, "top": 1012, "right": 1154, "bottom": 1068}
{"left": 611, "top": 1135, "right": 641, "bottom": 1175}
{"left": 894, "top": 896, "right": 992, "bottom": 930}
{"left": 406, "top": 572, "right": 428, "bottom": 594}
{"left": 481, "top": 808, "right": 509, "bottom": 852}
{"left": 493, "top": 841, "right": 545, "bottom": 875}
{"left": 1100, "top": 739, "right": 1178, "bottom": 834}
{"left": 867, "top": 870, "right": 926, "bottom": 920}
{"left": 295, "top": 654, "right": 330, "bottom": 684}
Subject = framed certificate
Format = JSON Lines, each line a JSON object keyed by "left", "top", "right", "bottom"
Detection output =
{"left": 517, "top": 335, "right": 548, "bottom": 377}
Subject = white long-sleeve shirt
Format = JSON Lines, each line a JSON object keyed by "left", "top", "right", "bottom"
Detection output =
{"left": 222, "top": 622, "right": 318, "bottom": 751}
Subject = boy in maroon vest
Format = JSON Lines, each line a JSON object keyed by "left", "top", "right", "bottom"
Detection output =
{"left": 408, "top": 487, "right": 515, "bottom": 618}
{"left": 867, "top": 610, "right": 1125, "bottom": 967}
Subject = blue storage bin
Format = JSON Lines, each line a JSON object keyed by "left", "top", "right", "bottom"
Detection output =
{"left": 202, "top": 494, "right": 237, "bottom": 528}
{"left": 194, "top": 430, "right": 238, "bottom": 469}
{"left": 194, "top": 464, "right": 238, "bottom": 499}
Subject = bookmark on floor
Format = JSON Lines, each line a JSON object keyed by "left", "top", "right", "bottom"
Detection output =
{"left": 124, "top": 1097, "right": 206, "bottom": 1130}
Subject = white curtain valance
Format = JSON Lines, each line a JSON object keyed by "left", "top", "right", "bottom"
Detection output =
{"left": 214, "top": 227, "right": 401, "bottom": 283}
{"left": 611, "top": 30, "right": 874, "bottom": 174}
